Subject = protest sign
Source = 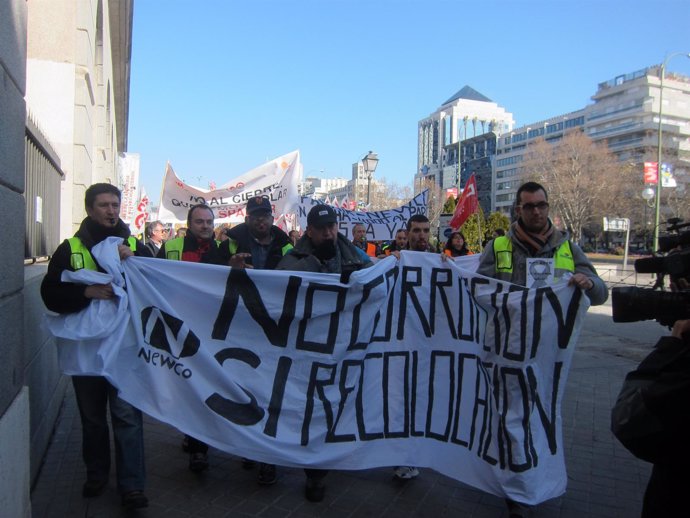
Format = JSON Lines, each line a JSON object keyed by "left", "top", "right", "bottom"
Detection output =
{"left": 297, "top": 191, "right": 428, "bottom": 241}
{"left": 48, "top": 243, "right": 588, "bottom": 504}
{"left": 158, "top": 150, "right": 301, "bottom": 224}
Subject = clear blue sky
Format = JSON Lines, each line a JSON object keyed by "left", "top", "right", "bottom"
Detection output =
{"left": 128, "top": 0, "right": 690, "bottom": 204}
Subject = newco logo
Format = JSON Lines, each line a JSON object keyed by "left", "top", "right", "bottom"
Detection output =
{"left": 141, "top": 307, "right": 200, "bottom": 359}
{"left": 138, "top": 307, "right": 200, "bottom": 379}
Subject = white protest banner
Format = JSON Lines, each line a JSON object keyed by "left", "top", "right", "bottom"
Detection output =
{"left": 297, "top": 191, "right": 429, "bottom": 241}
{"left": 158, "top": 150, "right": 301, "bottom": 224}
{"left": 49, "top": 243, "right": 589, "bottom": 505}
{"left": 117, "top": 152, "right": 141, "bottom": 223}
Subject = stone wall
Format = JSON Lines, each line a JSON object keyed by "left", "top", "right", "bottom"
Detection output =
{"left": 0, "top": 1, "right": 31, "bottom": 517}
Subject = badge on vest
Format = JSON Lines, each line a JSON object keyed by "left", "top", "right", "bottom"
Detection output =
{"left": 526, "top": 258, "right": 555, "bottom": 288}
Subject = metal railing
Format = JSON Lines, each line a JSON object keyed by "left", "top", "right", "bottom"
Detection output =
{"left": 594, "top": 265, "right": 657, "bottom": 289}
{"left": 24, "top": 112, "right": 64, "bottom": 261}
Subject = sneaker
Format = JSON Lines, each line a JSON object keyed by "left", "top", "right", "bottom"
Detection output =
{"left": 181, "top": 435, "right": 190, "bottom": 452}
{"left": 304, "top": 477, "right": 325, "bottom": 502}
{"left": 241, "top": 457, "right": 256, "bottom": 470}
{"left": 82, "top": 479, "right": 107, "bottom": 498}
{"left": 393, "top": 466, "right": 419, "bottom": 480}
{"left": 121, "top": 490, "right": 149, "bottom": 509}
{"left": 189, "top": 452, "right": 209, "bottom": 473}
{"left": 506, "top": 499, "right": 533, "bottom": 518}
{"left": 258, "top": 463, "right": 277, "bottom": 485}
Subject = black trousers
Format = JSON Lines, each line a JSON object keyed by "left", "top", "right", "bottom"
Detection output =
{"left": 642, "top": 463, "right": 689, "bottom": 517}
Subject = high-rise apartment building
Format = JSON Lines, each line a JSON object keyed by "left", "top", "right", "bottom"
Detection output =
{"left": 462, "top": 65, "right": 690, "bottom": 216}
{"left": 586, "top": 65, "right": 690, "bottom": 164}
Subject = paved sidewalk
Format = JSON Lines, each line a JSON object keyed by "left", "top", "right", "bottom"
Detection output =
{"left": 30, "top": 307, "right": 656, "bottom": 518}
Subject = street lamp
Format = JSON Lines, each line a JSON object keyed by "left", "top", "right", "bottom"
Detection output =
{"left": 361, "top": 151, "right": 379, "bottom": 206}
{"left": 653, "top": 51, "right": 690, "bottom": 252}
{"left": 641, "top": 186, "right": 656, "bottom": 250}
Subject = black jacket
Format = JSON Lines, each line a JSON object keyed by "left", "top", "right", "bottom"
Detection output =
{"left": 41, "top": 218, "right": 151, "bottom": 314}
{"left": 276, "top": 233, "right": 371, "bottom": 279}
{"left": 222, "top": 223, "right": 292, "bottom": 270}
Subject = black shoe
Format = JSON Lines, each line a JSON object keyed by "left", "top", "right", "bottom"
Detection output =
{"left": 241, "top": 457, "right": 256, "bottom": 470}
{"left": 304, "top": 477, "right": 325, "bottom": 502}
{"left": 258, "top": 463, "right": 277, "bottom": 485}
{"left": 82, "top": 479, "right": 107, "bottom": 498}
{"left": 506, "top": 498, "right": 533, "bottom": 518}
{"left": 121, "top": 490, "right": 149, "bottom": 509}
{"left": 189, "top": 452, "right": 209, "bottom": 473}
{"left": 181, "top": 435, "right": 190, "bottom": 452}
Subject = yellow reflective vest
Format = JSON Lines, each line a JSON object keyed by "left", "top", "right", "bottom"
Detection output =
{"left": 68, "top": 236, "right": 137, "bottom": 271}
{"left": 493, "top": 235, "right": 575, "bottom": 275}
{"left": 163, "top": 237, "right": 221, "bottom": 261}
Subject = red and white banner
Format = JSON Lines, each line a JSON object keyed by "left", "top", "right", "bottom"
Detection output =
{"left": 643, "top": 162, "right": 658, "bottom": 185}
{"left": 450, "top": 174, "right": 478, "bottom": 229}
{"left": 117, "top": 153, "right": 141, "bottom": 223}
{"left": 157, "top": 150, "right": 301, "bottom": 224}
{"left": 130, "top": 188, "right": 150, "bottom": 236}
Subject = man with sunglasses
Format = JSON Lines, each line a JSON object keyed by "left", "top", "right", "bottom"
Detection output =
{"left": 221, "top": 196, "right": 293, "bottom": 271}
{"left": 478, "top": 181, "right": 606, "bottom": 299}
{"left": 477, "top": 181, "right": 607, "bottom": 517}
{"left": 219, "top": 195, "right": 293, "bottom": 485}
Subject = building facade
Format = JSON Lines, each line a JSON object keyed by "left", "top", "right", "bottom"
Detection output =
{"left": 586, "top": 65, "right": 690, "bottom": 165}
{"left": 493, "top": 111, "right": 587, "bottom": 214}
{"left": 1, "top": 1, "right": 30, "bottom": 516}
{"left": 26, "top": 0, "right": 133, "bottom": 239}
{"left": 486, "top": 65, "right": 690, "bottom": 215}
{"left": 459, "top": 132, "right": 498, "bottom": 214}
{"left": 416, "top": 86, "right": 514, "bottom": 194}
{"left": 0, "top": 2, "right": 134, "bottom": 516}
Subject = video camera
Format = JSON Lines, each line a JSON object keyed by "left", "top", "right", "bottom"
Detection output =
{"left": 612, "top": 218, "right": 690, "bottom": 326}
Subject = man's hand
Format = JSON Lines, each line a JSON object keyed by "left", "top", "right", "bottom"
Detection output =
{"left": 568, "top": 273, "right": 594, "bottom": 291}
{"left": 229, "top": 253, "right": 253, "bottom": 269}
{"left": 390, "top": 251, "right": 401, "bottom": 260}
{"left": 671, "top": 319, "right": 690, "bottom": 342}
{"left": 84, "top": 283, "right": 114, "bottom": 300}
{"left": 118, "top": 244, "right": 134, "bottom": 260}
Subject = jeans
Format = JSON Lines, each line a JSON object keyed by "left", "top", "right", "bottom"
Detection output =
{"left": 72, "top": 376, "right": 146, "bottom": 494}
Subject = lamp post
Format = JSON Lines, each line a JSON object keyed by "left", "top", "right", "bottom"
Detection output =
{"left": 653, "top": 52, "right": 690, "bottom": 252}
{"left": 361, "top": 151, "right": 379, "bottom": 207}
{"left": 641, "top": 186, "right": 656, "bottom": 251}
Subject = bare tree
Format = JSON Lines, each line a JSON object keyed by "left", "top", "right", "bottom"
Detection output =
{"left": 521, "top": 131, "right": 636, "bottom": 243}
{"left": 369, "top": 177, "right": 414, "bottom": 212}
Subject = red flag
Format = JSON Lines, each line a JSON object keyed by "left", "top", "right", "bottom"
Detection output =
{"left": 449, "top": 174, "right": 478, "bottom": 229}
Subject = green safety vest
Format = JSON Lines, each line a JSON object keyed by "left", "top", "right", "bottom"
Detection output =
{"left": 493, "top": 235, "right": 574, "bottom": 274}
{"left": 164, "top": 237, "right": 221, "bottom": 260}
{"left": 68, "top": 236, "right": 137, "bottom": 271}
{"left": 226, "top": 239, "right": 293, "bottom": 257}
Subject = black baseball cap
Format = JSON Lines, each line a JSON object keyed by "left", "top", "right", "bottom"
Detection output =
{"left": 246, "top": 196, "right": 272, "bottom": 215}
{"left": 307, "top": 204, "right": 337, "bottom": 226}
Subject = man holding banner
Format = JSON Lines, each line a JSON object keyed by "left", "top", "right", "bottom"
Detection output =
{"left": 41, "top": 183, "right": 150, "bottom": 509}
{"left": 276, "top": 204, "right": 373, "bottom": 501}
{"left": 157, "top": 203, "right": 227, "bottom": 472}
{"left": 477, "top": 181, "right": 607, "bottom": 517}
{"left": 220, "top": 195, "right": 293, "bottom": 485}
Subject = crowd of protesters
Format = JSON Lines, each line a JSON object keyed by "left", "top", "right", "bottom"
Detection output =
{"left": 46, "top": 182, "right": 604, "bottom": 518}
